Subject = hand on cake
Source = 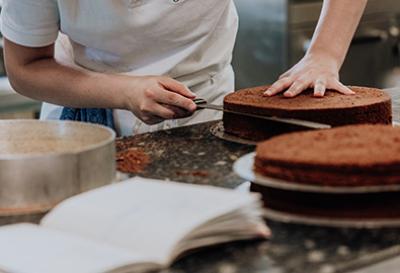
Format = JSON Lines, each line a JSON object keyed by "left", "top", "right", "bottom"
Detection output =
{"left": 264, "top": 53, "right": 355, "bottom": 98}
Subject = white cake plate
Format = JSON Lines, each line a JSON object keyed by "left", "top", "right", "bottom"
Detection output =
{"left": 233, "top": 152, "right": 400, "bottom": 194}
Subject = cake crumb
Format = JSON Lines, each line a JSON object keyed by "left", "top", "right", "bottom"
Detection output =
{"left": 116, "top": 148, "right": 150, "bottom": 174}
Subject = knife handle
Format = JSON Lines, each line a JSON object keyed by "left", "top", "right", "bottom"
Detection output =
{"left": 193, "top": 98, "right": 224, "bottom": 111}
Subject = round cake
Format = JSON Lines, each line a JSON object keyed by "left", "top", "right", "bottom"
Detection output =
{"left": 255, "top": 124, "right": 400, "bottom": 186}
{"left": 223, "top": 85, "right": 392, "bottom": 141}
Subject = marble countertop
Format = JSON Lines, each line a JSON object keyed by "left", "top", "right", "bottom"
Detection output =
{"left": 117, "top": 88, "right": 400, "bottom": 273}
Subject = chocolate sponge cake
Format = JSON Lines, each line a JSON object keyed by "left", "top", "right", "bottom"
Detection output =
{"left": 223, "top": 85, "right": 392, "bottom": 141}
{"left": 255, "top": 125, "right": 400, "bottom": 187}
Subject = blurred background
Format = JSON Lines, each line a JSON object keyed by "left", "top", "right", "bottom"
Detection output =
{"left": 0, "top": 0, "right": 399, "bottom": 119}
{"left": 233, "top": 0, "right": 400, "bottom": 89}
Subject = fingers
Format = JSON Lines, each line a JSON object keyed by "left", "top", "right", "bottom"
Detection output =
{"left": 163, "top": 105, "right": 192, "bottom": 119}
{"left": 331, "top": 81, "right": 355, "bottom": 95}
{"left": 264, "top": 77, "right": 294, "bottom": 96}
{"left": 284, "top": 79, "right": 310, "bottom": 97}
{"left": 279, "top": 70, "right": 291, "bottom": 80}
{"left": 133, "top": 76, "right": 197, "bottom": 124}
{"left": 266, "top": 76, "right": 354, "bottom": 98}
{"left": 159, "top": 77, "right": 196, "bottom": 99}
{"left": 140, "top": 103, "right": 192, "bottom": 125}
{"left": 141, "top": 114, "right": 164, "bottom": 125}
{"left": 313, "top": 79, "right": 327, "bottom": 97}
{"left": 153, "top": 87, "right": 196, "bottom": 112}
{"left": 147, "top": 103, "right": 176, "bottom": 120}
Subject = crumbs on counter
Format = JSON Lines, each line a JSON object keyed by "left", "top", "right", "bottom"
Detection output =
{"left": 176, "top": 170, "right": 209, "bottom": 177}
{"left": 116, "top": 147, "right": 150, "bottom": 174}
{"left": 116, "top": 137, "right": 138, "bottom": 152}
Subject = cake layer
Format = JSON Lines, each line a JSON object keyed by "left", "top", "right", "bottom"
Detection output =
{"left": 223, "top": 86, "right": 392, "bottom": 141}
{"left": 251, "top": 184, "right": 400, "bottom": 219}
{"left": 255, "top": 125, "right": 400, "bottom": 186}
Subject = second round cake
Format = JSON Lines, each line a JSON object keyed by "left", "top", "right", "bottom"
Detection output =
{"left": 255, "top": 124, "right": 400, "bottom": 187}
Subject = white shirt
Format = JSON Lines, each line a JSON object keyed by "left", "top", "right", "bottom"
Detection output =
{"left": 1, "top": 0, "right": 238, "bottom": 136}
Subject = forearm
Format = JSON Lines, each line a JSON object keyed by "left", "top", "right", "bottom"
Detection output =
{"left": 4, "top": 38, "right": 197, "bottom": 124}
{"left": 307, "top": 0, "right": 367, "bottom": 68}
{"left": 266, "top": 0, "right": 366, "bottom": 97}
{"left": 7, "top": 57, "right": 128, "bottom": 109}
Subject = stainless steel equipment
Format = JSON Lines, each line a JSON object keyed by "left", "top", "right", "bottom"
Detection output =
{"left": 0, "top": 120, "right": 116, "bottom": 223}
{"left": 233, "top": 0, "right": 400, "bottom": 89}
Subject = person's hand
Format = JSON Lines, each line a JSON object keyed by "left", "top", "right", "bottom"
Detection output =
{"left": 264, "top": 53, "right": 355, "bottom": 98}
{"left": 123, "top": 76, "right": 197, "bottom": 125}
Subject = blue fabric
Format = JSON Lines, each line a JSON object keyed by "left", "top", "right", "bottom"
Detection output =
{"left": 60, "top": 108, "right": 115, "bottom": 130}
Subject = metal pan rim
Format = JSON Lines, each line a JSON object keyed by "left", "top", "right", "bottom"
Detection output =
{"left": 0, "top": 120, "right": 115, "bottom": 160}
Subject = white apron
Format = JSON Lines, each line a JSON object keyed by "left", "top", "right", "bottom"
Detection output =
{"left": 1, "top": 0, "right": 239, "bottom": 136}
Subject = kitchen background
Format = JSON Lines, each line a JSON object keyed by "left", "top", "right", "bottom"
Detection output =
{"left": 0, "top": 0, "right": 399, "bottom": 119}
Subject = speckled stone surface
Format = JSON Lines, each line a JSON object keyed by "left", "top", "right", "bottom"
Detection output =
{"left": 117, "top": 89, "right": 400, "bottom": 273}
{"left": 116, "top": 121, "right": 253, "bottom": 188}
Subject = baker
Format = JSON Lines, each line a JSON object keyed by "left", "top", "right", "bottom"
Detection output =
{"left": 1, "top": 0, "right": 366, "bottom": 136}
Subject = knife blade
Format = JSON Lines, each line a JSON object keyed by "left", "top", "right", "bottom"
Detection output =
{"left": 193, "top": 98, "right": 331, "bottom": 129}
